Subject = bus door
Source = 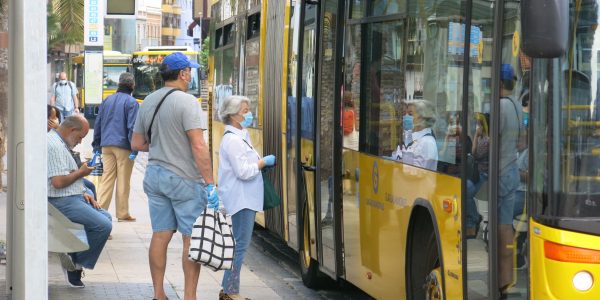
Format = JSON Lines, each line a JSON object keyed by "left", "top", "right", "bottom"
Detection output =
{"left": 314, "top": 0, "right": 344, "bottom": 278}
{"left": 466, "top": 1, "right": 533, "bottom": 298}
{"left": 290, "top": 0, "right": 326, "bottom": 286}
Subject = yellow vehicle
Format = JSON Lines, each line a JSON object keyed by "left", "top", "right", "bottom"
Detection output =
{"left": 209, "top": 1, "right": 600, "bottom": 299}
{"left": 131, "top": 46, "right": 203, "bottom": 107}
{"left": 71, "top": 51, "right": 132, "bottom": 119}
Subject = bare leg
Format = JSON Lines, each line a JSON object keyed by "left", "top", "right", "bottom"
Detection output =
{"left": 182, "top": 235, "right": 201, "bottom": 300}
{"left": 498, "top": 224, "right": 515, "bottom": 291}
{"left": 149, "top": 231, "right": 174, "bottom": 300}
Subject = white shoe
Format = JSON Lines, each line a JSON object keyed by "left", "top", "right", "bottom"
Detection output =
{"left": 58, "top": 253, "right": 76, "bottom": 272}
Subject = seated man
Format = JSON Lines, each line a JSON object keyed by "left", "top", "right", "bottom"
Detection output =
{"left": 47, "top": 115, "right": 112, "bottom": 288}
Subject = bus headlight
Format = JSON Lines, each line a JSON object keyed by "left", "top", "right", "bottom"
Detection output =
{"left": 573, "top": 271, "right": 594, "bottom": 292}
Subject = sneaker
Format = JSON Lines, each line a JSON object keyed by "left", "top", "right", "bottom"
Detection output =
{"left": 65, "top": 269, "right": 85, "bottom": 288}
{"left": 58, "top": 253, "right": 76, "bottom": 272}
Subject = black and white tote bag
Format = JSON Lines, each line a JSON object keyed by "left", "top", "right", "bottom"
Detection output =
{"left": 188, "top": 208, "right": 235, "bottom": 271}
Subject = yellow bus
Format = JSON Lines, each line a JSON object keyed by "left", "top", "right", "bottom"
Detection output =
{"left": 209, "top": 1, "right": 600, "bottom": 299}
{"left": 131, "top": 46, "right": 203, "bottom": 107}
{"left": 71, "top": 51, "right": 132, "bottom": 119}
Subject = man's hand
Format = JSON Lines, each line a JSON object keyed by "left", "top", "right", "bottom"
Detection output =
{"left": 83, "top": 193, "right": 101, "bottom": 209}
{"left": 79, "top": 162, "right": 95, "bottom": 177}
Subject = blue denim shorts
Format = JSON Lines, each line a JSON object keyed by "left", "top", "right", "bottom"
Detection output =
{"left": 143, "top": 164, "right": 207, "bottom": 236}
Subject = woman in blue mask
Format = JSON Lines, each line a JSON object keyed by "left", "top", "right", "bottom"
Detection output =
{"left": 217, "top": 95, "right": 277, "bottom": 300}
{"left": 399, "top": 100, "right": 438, "bottom": 171}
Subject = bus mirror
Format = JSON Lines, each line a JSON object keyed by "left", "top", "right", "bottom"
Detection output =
{"left": 520, "top": 0, "right": 568, "bottom": 58}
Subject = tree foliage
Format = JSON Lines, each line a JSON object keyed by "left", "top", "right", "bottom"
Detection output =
{"left": 48, "top": 0, "right": 84, "bottom": 50}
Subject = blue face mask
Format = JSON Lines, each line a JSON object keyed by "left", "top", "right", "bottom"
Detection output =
{"left": 523, "top": 112, "right": 529, "bottom": 126}
{"left": 403, "top": 115, "right": 414, "bottom": 131}
{"left": 240, "top": 112, "right": 253, "bottom": 128}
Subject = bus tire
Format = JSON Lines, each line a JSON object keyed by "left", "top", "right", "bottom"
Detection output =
{"left": 407, "top": 207, "right": 443, "bottom": 300}
{"left": 299, "top": 201, "right": 319, "bottom": 288}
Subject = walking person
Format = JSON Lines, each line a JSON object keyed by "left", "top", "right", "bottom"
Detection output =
{"left": 131, "top": 52, "right": 217, "bottom": 300}
{"left": 218, "top": 95, "right": 277, "bottom": 300}
{"left": 50, "top": 72, "right": 79, "bottom": 121}
{"left": 92, "top": 73, "right": 139, "bottom": 222}
{"left": 47, "top": 115, "right": 112, "bottom": 288}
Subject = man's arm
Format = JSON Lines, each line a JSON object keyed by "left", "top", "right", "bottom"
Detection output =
{"left": 73, "top": 94, "right": 79, "bottom": 112}
{"left": 187, "top": 128, "right": 214, "bottom": 184}
{"left": 131, "top": 132, "right": 149, "bottom": 152}
{"left": 71, "top": 82, "right": 79, "bottom": 112}
{"left": 50, "top": 163, "right": 94, "bottom": 189}
{"left": 127, "top": 101, "right": 140, "bottom": 144}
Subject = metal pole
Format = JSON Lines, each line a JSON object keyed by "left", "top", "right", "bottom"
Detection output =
{"left": 7, "top": 0, "right": 48, "bottom": 298}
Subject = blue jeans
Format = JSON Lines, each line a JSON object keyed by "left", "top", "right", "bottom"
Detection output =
{"left": 48, "top": 194, "right": 112, "bottom": 269}
{"left": 466, "top": 172, "right": 488, "bottom": 228}
{"left": 222, "top": 209, "right": 256, "bottom": 294}
{"left": 59, "top": 108, "right": 75, "bottom": 122}
{"left": 143, "top": 164, "right": 207, "bottom": 236}
{"left": 498, "top": 163, "right": 519, "bottom": 225}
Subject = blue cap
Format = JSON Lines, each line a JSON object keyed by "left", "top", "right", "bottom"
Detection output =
{"left": 501, "top": 64, "right": 515, "bottom": 81}
{"left": 162, "top": 52, "right": 200, "bottom": 71}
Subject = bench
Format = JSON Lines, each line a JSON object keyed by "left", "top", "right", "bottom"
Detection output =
{"left": 48, "top": 203, "right": 89, "bottom": 253}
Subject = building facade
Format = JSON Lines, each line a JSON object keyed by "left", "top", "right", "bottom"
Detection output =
{"left": 176, "top": 0, "right": 197, "bottom": 48}
{"left": 161, "top": 0, "right": 182, "bottom": 46}
{"left": 136, "top": 0, "right": 162, "bottom": 50}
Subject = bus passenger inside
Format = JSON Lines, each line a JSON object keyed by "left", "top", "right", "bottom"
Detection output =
{"left": 342, "top": 91, "right": 358, "bottom": 150}
{"left": 393, "top": 99, "right": 438, "bottom": 171}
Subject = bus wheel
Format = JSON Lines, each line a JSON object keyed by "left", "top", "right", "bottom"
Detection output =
{"left": 299, "top": 202, "right": 319, "bottom": 288}
{"left": 425, "top": 268, "right": 444, "bottom": 300}
{"left": 408, "top": 208, "right": 443, "bottom": 299}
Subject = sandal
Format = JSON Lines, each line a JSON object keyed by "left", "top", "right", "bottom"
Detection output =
{"left": 219, "top": 290, "right": 250, "bottom": 300}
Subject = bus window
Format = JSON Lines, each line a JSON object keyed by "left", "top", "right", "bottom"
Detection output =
{"left": 103, "top": 66, "right": 128, "bottom": 90}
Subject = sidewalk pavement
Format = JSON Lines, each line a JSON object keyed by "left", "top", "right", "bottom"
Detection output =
{"left": 0, "top": 147, "right": 282, "bottom": 299}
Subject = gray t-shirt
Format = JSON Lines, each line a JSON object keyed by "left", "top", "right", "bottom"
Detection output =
{"left": 499, "top": 96, "right": 523, "bottom": 172}
{"left": 133, "top": 87, "right": 206, "bottom": 182}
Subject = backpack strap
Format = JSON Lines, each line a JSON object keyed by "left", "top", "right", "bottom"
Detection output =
{"left": 147, "top": 88, "right": 180, "bottom": 144}
{"left": 501, "top": 97, "right": 521, "bottom": 142}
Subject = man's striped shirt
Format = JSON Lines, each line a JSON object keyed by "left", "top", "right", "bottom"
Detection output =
{"left": 47, "top": 130, "right": 85, "bottom": 197}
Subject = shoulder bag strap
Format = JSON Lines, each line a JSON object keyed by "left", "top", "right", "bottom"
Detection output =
{"left": 147, "top": 88, "right": 180, "bottom": 144}
{"left": 501, "top": 97, "right": 521, "bottom": 141}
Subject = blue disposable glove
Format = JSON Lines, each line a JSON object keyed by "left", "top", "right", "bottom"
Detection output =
{"left": 206, "top": 184, "right": 219, "bottom": 209}
{"left": 128, "top": 152, "right": 137, "bottom": 160}
{"left": 263, "top": 155, "right": 276, "bottom": 167}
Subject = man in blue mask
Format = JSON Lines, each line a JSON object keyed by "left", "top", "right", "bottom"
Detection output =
{"left": 50, "top": 72, "right": 79, "bottom": 121}
{"left": 131, "top": 52, "right": 216, "bottom": 300}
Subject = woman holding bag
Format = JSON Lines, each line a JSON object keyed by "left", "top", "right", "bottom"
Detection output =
{"left": 217, "top": 95, "right": 276, "bottom": 300}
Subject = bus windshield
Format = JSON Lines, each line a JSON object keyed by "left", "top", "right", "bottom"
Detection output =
{"left": 132, "top": 54, "right": 200, "bottom": 99}
{"left": 531, "top": 0, "right": 600, "bottom": 235}
{"left": 103, "top": 66, "right": 128, "bottom": 90}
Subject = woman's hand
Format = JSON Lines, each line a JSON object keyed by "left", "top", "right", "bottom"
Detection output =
{"left": 258, "top": 155, "right": 277, "bottom": 169}
{"left": 263, "top": 155, "right": 276, "bottom": 166}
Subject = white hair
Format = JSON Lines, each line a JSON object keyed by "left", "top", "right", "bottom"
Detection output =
{"left": 405, "top": 99, "right": 436, "bottom": 128}
{"left": 219, "top": 95, "right": 250, "bottom": 124}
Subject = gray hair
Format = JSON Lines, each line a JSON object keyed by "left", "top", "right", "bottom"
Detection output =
{"left": 118, "top": 72, "right": 135, "bottom": 89}
{"left": 219, "top": 95, "right": 250, "bottom": 124}
{"left": 60, "top": 115, "right": 87, "bottom": 131}
{"left": 405, "top": 99, "right": 436, "bottom": 128}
